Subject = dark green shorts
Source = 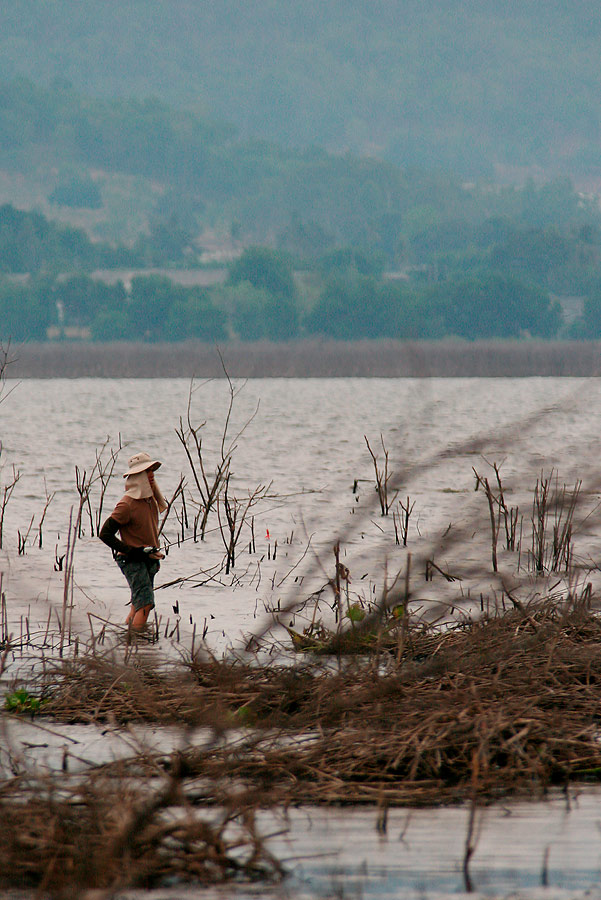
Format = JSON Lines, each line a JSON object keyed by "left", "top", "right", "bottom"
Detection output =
{"left": 115, "top": 556, "right": 160, "bottom": 611}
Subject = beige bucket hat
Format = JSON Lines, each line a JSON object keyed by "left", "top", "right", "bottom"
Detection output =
{"left": 123, "top": 451, "right": 162, "bottom": 478}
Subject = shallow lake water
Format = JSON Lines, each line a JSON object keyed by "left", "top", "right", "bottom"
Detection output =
{"left": 4, "top": 714, "right": 601, "bottom": 899}
{"left": 2, "top": 376, "right": 601, "bottom": 898}
{"left": 3, "top": 376, "right": 601, "bottom": 646}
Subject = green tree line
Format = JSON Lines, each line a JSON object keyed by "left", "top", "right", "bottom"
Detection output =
{"left": 0, "top": 203, "right": 199, "bottom": 272}
{"left": 4, "top": 197, "right": 601, "bottom": 340}
{"left": 0, "top": 247, "right": 564, "bottom": 344}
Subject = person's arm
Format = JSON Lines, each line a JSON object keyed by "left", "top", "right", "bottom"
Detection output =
{"left": 99, "top": 516, "right": 145, "bottom": 559}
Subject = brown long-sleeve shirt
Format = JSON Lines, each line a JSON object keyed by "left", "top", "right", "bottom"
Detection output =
{"left": 109, "top": 495, "right": 160, "bottom": 548}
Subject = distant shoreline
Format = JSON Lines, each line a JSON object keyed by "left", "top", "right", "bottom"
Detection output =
{"left": 5, "top": 340, "right": 601, "bottom": 378}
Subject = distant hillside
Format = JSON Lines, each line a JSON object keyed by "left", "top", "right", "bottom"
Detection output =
{"left": 1, "top": 1, "right": 600, "bottom": 178}
{"left": 0, "top": 79, "right": 495, "bottom": 253}
{"left": 4, "top": 77, "right": 601, "bottom": 273}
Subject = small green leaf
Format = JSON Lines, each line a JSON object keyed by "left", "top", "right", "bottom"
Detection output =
{"left": 347, "top": 604, "right": 366, "bottom": 622}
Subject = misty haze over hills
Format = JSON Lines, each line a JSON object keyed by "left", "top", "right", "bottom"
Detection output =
{"left": 4, "top": 1, "right": 601, "bottom": 347}
{"left": 1, "top": 0, "right": 600, "bottom": 179}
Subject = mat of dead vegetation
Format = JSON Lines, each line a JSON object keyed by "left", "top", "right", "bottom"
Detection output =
{"left": 3, "top": 592, "right": 601, "bottom": 895}
{"left": 37, "top": 592, "right": 601, "bottom": 805}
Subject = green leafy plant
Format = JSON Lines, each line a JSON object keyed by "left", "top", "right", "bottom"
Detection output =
{"left": 346, "top": 603, "right": 366, "bottom": 623}
{"left": 4, "top": 688, "right": 44, "bottom": 714}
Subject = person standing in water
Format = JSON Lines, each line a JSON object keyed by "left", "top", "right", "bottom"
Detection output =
{"left": 99, "top": 451, "right": 168, "bottom": 629}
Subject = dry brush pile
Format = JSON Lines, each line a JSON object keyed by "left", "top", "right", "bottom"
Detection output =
{"left": 3, "top": 593, "right": 601, "bottom": 893}
{"left": 0, "top": 767, "right": 283, "bottom": 895}
{"left": 29, "top": 592, "right": 601, "bottom": 803}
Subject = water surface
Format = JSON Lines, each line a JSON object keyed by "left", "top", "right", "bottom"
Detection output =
{"left": 2, "top": 377, "right": 601, "bottom": 898}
